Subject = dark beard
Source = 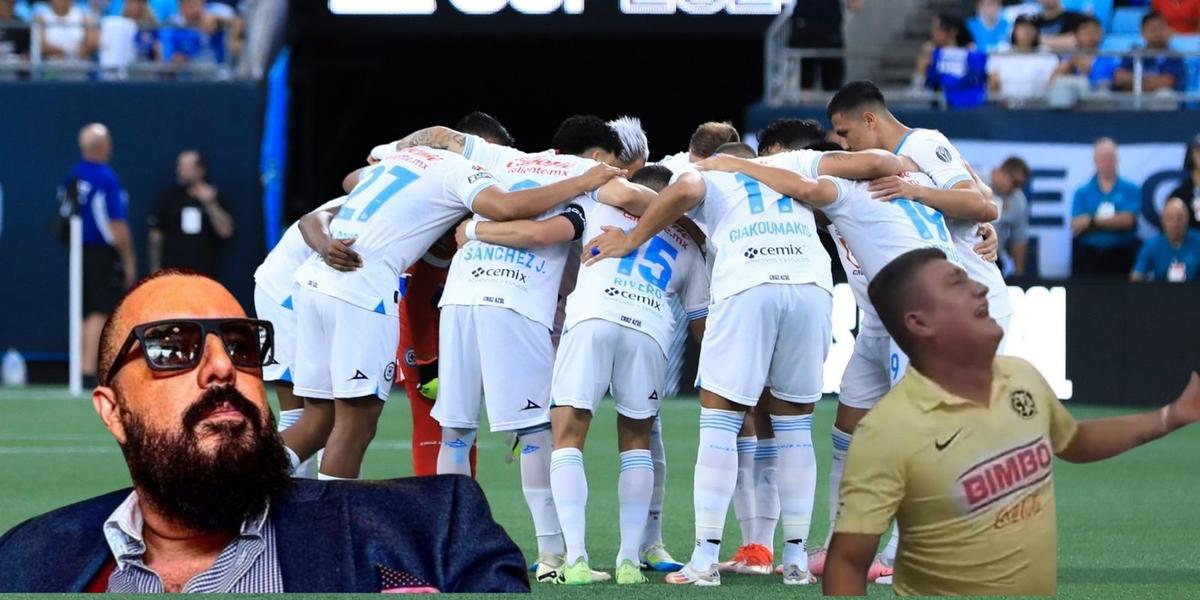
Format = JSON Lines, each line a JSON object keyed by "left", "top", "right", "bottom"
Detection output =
{"left": 119, "top": 386, "right": 291, "bottom": 533}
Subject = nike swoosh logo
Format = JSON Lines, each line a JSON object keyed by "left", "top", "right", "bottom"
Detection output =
{"left": 935, "top": 428, "right": 963, "bottom": 451}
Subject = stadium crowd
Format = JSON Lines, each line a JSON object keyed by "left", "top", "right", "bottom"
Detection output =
{"left": 920, "top": 0, "right": 1200, "bottom": 108}
{"left": 0, "top": 0, "right": 243, "bottom": 75}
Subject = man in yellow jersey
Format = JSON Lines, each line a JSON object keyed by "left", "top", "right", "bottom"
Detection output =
{"left": 824, "top": 248, "right": 1200, "bottom": 596}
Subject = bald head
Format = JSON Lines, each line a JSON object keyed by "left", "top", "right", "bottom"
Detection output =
{"left": 98, "top": 270, "right": 246, "bottom": 385}
{"left": 1164, "top": 197, "right": 1190, "bottom": 243}
{"left": 1094, "top": 137, "right": 1118, "bottom": 180}
{"left": 689, "top": 121, "right": 740, "bottom": 160}
{"left": 79, "top": 123, "right": 112, "bottom": 163}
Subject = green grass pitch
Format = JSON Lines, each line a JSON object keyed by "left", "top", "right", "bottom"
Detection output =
{"left": 0, "top": 386, "right": 1197, "bottom": 598}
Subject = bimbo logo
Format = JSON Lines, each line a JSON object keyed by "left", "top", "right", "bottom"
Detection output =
{"left": 958, "top": 437, "right": 1054, "bottom": 513}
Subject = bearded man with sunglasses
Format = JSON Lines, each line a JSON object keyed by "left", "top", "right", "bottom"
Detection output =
{"left": 0, "top": 270, "right": 527, "bottom": 593}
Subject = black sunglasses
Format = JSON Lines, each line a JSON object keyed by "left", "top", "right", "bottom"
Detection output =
{"left": 105, "top": 318, "right": 274, "bottom": 387}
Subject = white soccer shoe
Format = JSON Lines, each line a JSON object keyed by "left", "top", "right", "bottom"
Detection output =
{"left": 781, "top": 563, "right": 817, "bottom": 585}
{"left": 664, "top": 563, "right": 721, "bottom": 586}
{"left": 532, "top": 554, "right": 611, "bottom": 584}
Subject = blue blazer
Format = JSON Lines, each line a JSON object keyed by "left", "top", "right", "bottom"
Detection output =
{"left": 0, "top": 476, "right": 529, "bottom": 593}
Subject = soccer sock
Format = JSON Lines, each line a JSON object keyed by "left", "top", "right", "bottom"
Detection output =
{"left": 408, "top": 393, "right": 442, "bottom": 477}
{"left": 732, "top": 436, "right": 758, "bottom": 546}
{"left": 296, "top": 449, "right": 323, "bottom": 479}
{"left": 284, "top": 445, "right": 301, "bottom": 473}
{"left": 690, "top": 407, "right": 742, "bottom": 571}
{"left": 642, "top": 414, "right": 667, "bottom": 551}
{"left": 316, "top": 472, "right": 352, "bottom": 481}
{"left": 825, "top": 426, "right": 852, "bottom": 548}
{"left": 436, "top": 427, "right": 476, "bottom": 476}
{"left": 617, "top": 449, "right": 654, "bottom": 567}
{"left": 881, "top": 521, "right": 899, "bottom": 566}
{"left": 550, "top": 448, "right": 588, "bottom": 564}
{"left": 519, "top": 424, "right": 566, "bottom": 557}
{"left": 751, "top": 437, "right": 780, "bottom": 551}
{"left": 773, "top": 414, "right": 817, "bottom": 569}
{"left": 278, "top": 408, "right": 302, "bottom": 431}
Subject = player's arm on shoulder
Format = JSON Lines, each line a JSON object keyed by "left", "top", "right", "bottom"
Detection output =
{"left": 473, "top": 164, "right": 622, "bottom": 222}
{"left": 1058, "top": 371, "right": 1200, "bottom": 463}
{"left": 696, "top": 154, "right": 832, "bottom": 203}
{"left": 818, "top": 149, "right": 912, "bottom": 179}
{"left": 583, "top": 171, "right": 703, "bottom": 265}
{"left": 394, "top": 126, "right": 467, "bottom": 154}
{"left": 597, "top": 177, "right": 656, "bottom": 215}
{"left": 825, "top": 413, "right": 906, "bottom": 594}
{"left": 463, "top": 210, "right": 581, "bottom": 249}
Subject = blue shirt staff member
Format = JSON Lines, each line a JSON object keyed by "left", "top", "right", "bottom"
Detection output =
{"left": 1070, "top": 137, "right": 1142, "bottom": 278}
{"left": 60, "top": 123, "right": 137, "bottom": 388}
{"left": 1131, "top": 198, "right": 1200, "bottom": 282}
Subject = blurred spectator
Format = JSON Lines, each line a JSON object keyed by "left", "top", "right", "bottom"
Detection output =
{"left": 1131, "top": 198, "right": 1200, "bottom": 281}
{"left": 0, "top": 0, "right": 31, "bottom": 62}
{"left": 991, "top": 156, "right": 1032, "bottom": 277}
{"left": 1032, "top": 0, "right": 1089, "bottom": 51}
{"left": 148, "top": 149, "right": 234, "bottom": 276}
{"left": 1114, "top": 12, "right": 1186, "bottom": 92}
{"left": 1166, "top": 134, "right": 1200, "bottom": 230}
{"left": 59, "top": 123, "right": 136, "bottom": 387}
{"left": 788, "top": 0, "right": 862, "bottom": 91}
{"left": 123, "top": 0, "right": 159, "bottom": 61}
{"left": 161, "top": 0, "right": 223, "bottom": 65}
{"left": 1071, "top": 138, "right": 1142, "bottom": 278}
{"left": 1054, "top": 16, "right": 1119, "bottom": 87}
{"left": 1151, "top": 0, "right": 1200, "bottom": 33}
{"left": 33, "top": 0, "right": 97, "bottom": 60}
{"left": 968, "top": 0, "right": 1012, "bottom": 52}
{"left": 988, "top": 16, "right": 1060, "bottom": 104}
{"left": 918, "top": 13, "right": 989, "bottom": 108}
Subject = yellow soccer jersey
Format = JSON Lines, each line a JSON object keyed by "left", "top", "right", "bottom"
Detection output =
{"left": 834, "top": 355, "right": 1079, "bottom": 596}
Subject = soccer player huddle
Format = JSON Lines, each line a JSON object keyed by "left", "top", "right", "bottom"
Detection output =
{"left": 251, "top": 81, "right": 1014, "bottom": 588}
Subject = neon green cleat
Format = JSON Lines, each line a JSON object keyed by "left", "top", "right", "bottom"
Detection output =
{"left": 616, "top": 559, "right": 648, "bottom": 584}
{"left": 562, "top": 557, "right": 594, "bottom": 585}
{"left": 417, "top": 377, "right": 439, "bottom": 400}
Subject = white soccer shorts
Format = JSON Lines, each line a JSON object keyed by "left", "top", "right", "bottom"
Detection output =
{"left": 550, "top": 319, "right": 666, "bottom": 420}
{"left": 291, "top": 287, "right": 398, "bottom": 402}
{"left": 887, "top": 313, "right": 1013, "bottom": 388}
{"left": 697, "top": 283, "right": 832, "bottom": 407}
{"left": 432, "top": 305, "right": 554, "bottom": 432}
{"left": 254, "top": 284, "right": 296, "bottom": 384}
{"left": 838, "top": 332, "right": 892, "bottom": 410}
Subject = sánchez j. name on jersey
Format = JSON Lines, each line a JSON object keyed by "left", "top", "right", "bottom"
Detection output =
{"left": 566, "top": 198, "right": 710, "bottom": 356}
{"left": 438, "top": 135, "right": 593, "bottom": 329}
{"left": 293, "top": 146, "right": 498, "bottom": 316}
{"left": 674, "top": 161, "right": 832, "bottom": 302}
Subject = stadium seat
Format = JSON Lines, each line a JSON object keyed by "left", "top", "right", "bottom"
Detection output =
{"left": 1101, "top": 34, "right": 1140, "bottom": 52}
{"left": 1063, "top": 0, "right": 1113, "bottom": 32}
{"left": 1173, "top": 35, "right": 1200, "bottom": 53}
{"left": 1111, "top": 7, "right": 1148, "bottom": 34}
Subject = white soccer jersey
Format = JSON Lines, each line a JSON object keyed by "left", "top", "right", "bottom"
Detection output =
{"left": 254, "top": 196, "right": 347, "bottom": 303}
{"left": 293, "top": 147, "right": 498, "bottom": 315}
{"left": 658, "top": 151, "right": 691, "bottom": 174}
{"left": 821, "top": 172, "right": 965, "bottom": 295}
{"left": 896, "top": 129, "right": 1013, "bottom": 319}
{"left": 565, "top": 198, "right": 710, "bottom": 355}
{"left": 437, "top": 136, "right": 594, "bottom": 328}
{"left": 674, "top": 163, "right": 832, "bottom": 301}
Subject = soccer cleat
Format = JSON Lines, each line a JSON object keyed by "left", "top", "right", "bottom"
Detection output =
{"left": 665, "top": 563, "right": 721, "bottom": 586}
{"left": 808, "top": 547, "right": 828, "bottom": 577}
{"left": 562, "top": 558, "right": 593, "bottom": 585}
{"left": 781, "top": 563, "right": 817, "bottom": 585}
{"left": 532, "top": 554, "right": 611, "bottom": 584}
{"left": 616, "top": 559, "right": 649, "bottom": 584}
{"left": 640, "top": 543, "right": 684, "bottom": 572}
{"left": 869, "top": 556, "right": 894, "bottom": 584}
{"left": 717, "top": 543, "right": 773, "bottom": 575}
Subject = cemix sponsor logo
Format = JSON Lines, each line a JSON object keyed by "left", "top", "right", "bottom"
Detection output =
{"left": 958, "top": 436, "right": 1054, "bottom": 513}
{"left": 743, "top": 244, "right": 806, "bottom": 259}
{"left": 470, "top": 267, "right": 528, "bottom": 284}
{"left": 604, "top": 286, "right": 661, "bottom": 311}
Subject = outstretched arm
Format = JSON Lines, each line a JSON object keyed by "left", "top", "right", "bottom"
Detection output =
{"left": 1058, "top": 372, "right": 1200, "bottom": 463}
{"left": 818, "top": 150, "right": 916, "bottom": 179}
{"left": 695, "top": 157, "right": 841, "bottom": 208}
{"left": 597, "top": 177, "right": 657, "bottom": 215}
{"left": 582, "top": 171, "right": 705, "bottom": 265}
{"left": 471, "top": 164, "right": 622, "bottom": 222}
{"left": 455, "top": 216, "right": 577, "bottom": 250}
{"left": 869, "top": 177, "right": 998, "bottom": 222}
{"left": 824, "top": 533, "right": 879, "bottom": 595}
